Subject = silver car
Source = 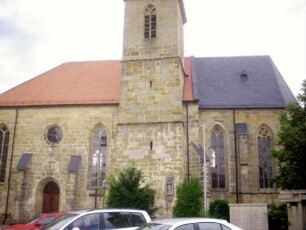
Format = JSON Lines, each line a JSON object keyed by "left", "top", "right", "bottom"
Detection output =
{"left": 43, "top": 209, "right": 152, "bottom": 230}
{"left": 136, "top": 218, "right": 243, "bottom": 230}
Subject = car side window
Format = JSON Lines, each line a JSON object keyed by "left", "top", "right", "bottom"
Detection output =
{"left": 198, "top": 222, "right": 222, "bottom": 230}
{"left": 220, "top": 225, "right": 231, "bottom": 230}
{"left": 66, "top": 213, "right": 100, "bottom": 230}
{"left": 104, "top": 212, "right": 130, "bottom": 229}
{"left": 175, "top": 224, "right": 195, "bottom": 230}
{"left": 130, "top": 213, "right": 146, "bottom": 227}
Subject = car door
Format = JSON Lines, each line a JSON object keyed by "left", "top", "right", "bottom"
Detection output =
{"left": 65, "top": 213, "right": 100, "bottom": 230}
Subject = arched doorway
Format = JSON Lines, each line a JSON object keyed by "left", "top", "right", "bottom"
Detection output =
{"left": 42, "top": 181, "right": 60, "bottom": 213}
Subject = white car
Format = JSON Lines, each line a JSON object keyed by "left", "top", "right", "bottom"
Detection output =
{"left": 43, "top": 209, "right": 152, "bottom": 230}
{"left": 136, "top": 218, "right": 243, "bottom": 230}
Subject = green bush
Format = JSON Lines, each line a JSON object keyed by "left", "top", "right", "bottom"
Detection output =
{"left": 173, "top": 178, "right": 204, "bottom": 217}
{"left": 208, "top": 199, "right": 229, "bottom": 221}
{"left": 106, "top": 166, "right": 157, "bottom": 216}
{"left": 268, "top": 202, "right": 288, "bottom": 230}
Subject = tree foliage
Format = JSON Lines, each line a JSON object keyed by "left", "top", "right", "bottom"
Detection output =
{"left": 271, "top": 79, "right": 306, "bottom": 189}
{"left": 208, "top": 199, "right": 229, "bottom": 221}
{"left": 173, "top": 178, "right": 204, "bottom": 217}
{"left": 106, "top": 166, "right": 156, "bottom": 216}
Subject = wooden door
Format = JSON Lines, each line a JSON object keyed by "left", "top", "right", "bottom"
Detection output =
{"left": 42, "top": 181, "right": 60, "bottom": 213}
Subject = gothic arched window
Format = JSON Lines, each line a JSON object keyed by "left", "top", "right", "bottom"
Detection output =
{"left": 258, "top": 125, "right": 274, "bottom": 188}
{"left": 0, "top": 124, "right": 9, "bottom": 182}
{"left": 210, "top": 125, "right": 225, "bottom": 189}
{"left": 91, "top": 125, "right": 107, "bottom": 188}
{"left": 144, "top": 5, "right": 156, "bottom": 38}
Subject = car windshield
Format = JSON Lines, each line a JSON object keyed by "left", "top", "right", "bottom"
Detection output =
{"left": 27, "top": 216, "right": 41, "bottom": 224}
{"left": 137, "top": 223, "right": 171, "bottom": 230}
{"left": 42, "top": 214, "right": 78, "bottom": 230}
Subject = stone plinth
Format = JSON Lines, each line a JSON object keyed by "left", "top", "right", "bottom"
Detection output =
{"left": 279, "top": 190, "right": 306, "bottom": 230}
{"left": 229, "top": 203, "right": 268, "bottom": 230}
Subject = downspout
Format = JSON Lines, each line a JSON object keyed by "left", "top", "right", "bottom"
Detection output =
{"left": 201, "top": 125, "right": 208, "bottom": 211}
{"left": 3, "top": 108, "right": 18, "bottom": 224}
{"left": 233, "top": 109, "right": 239, "bottom": 203}
{"left": 186, "top": 103, "right": 190, "bottom": 181}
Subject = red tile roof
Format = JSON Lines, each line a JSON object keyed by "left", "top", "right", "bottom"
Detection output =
{"left": 0, "top": 58, "right": 194, "bottom": 107}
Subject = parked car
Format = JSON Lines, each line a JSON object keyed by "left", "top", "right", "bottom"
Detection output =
{"left": 43, "top": 209, "right": 152, "bottom": 230}
{"left": 136, "top": 218, "right": 243, "bottom": 230}
{"left": 0, "top": 212, "right": 65, "bottom": 230}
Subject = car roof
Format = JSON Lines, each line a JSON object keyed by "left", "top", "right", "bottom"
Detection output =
{"left": 150, "top": 218, "right": 228, "bottom": 225}
{"left": 68, "top": 208, "right": 148, "bottom": 214}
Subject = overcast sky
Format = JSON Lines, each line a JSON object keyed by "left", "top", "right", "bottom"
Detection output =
{"left": 0, "top": 0, "right": 305, "bottom": 96}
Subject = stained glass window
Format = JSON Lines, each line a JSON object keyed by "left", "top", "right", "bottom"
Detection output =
{"left": 144, "top": 5, "right": 156, "bottom": 38}
{"left": 258, "top": 125, "right": 273, "bottom": 188}
{"left": 211, "top": 125, "right": 225, "bottom": 189}
{"left": 91, "top": 125, "right": 107, "bottom": 188}
{"left": 0, "top": 125, "right": 9, "bottom": 182}
{"left": 46, "top": 125, "right": 63, "bottom": 144}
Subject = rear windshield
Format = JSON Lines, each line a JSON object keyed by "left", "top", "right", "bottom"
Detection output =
{"left": 137, "top": 223, "right": 171, "bottom": 230}
{"left": 43, "top": 214, "right": 78, "bottom": 230}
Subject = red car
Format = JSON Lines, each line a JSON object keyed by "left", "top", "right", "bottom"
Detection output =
{"left": 0, "top": 212, "right": 65, "bottom": 230}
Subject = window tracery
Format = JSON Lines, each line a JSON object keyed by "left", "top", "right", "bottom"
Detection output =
{"left": 91, "top": 125, "right": 107, "bottom": 188}
{"left": 0, "top": 124, "right": 9, "bottom": 182}
{"left": 144, "top": 5, "right": 156, "bottom": 38}
{"left": 210, "top": 125, "right": 225, "bottom": 189}
{"left": 258, "top": 125, "right": 274, "bottom": 188}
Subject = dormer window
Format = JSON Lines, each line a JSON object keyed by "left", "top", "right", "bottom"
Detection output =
{"left": 144, "top": 5, "right": 156, "bottom": 38}
{"left": 240, "top": 70, "right": 248, "bottom": 79}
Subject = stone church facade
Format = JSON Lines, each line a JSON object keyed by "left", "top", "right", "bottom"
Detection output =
{"left": 0, "top": 0, "right": 295, "bottom": 221}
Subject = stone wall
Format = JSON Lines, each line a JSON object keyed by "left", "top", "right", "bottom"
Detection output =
{"left": 230, "top": 203, "right": 268, "bottom": 230}
{"left": 0, "top": 106, "right": 118, "bottom": 220}
{"left": 113, "top": 122, "right": 186, "bottom": 217}
{"left": 199, "top": 108, "right": 283, "bottom": 203}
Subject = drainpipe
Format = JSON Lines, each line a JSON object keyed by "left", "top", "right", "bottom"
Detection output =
{"left": 186, "top": 103, "right": 190, "bottom": 181}
{"left": 3, "top": 108, "right": 19, "bottom": 224}
{"left": 201, "top": 125, "right": 208, "bottom": 211}
{"left": 233, "top": 109, "right": 239, "bottom": 203}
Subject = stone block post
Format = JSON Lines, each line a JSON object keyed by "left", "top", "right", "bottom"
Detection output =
{"left": 279, "top": 190, "right": 306, "bottom": 230}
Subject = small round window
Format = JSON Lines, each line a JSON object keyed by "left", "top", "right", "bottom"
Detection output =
{"left": 46, "top": 125, "right": 63, "bottom": 144}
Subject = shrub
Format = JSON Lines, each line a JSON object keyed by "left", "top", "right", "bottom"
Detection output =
{"left": 106, "top": 166, "right": 156, "bottom": 216}
{"left": 173, "top": 178, "right": 204, "bottom": 217}
{"left": 208, "top": 199, "right": 229, "bottom": 221}
{"left": 268, "top": 202, "right": 288, "bottom": 230}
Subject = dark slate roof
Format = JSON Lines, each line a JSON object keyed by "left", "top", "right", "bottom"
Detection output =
{"left": 191, "top": 56, "right": 296, "bottom": 109}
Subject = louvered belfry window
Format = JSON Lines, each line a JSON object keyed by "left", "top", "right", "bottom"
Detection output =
{"left": 0, "top": 125, "right": 9, "bottom": 182}
{"left": 144, "top": 5, "right": 156, "bottom": 38}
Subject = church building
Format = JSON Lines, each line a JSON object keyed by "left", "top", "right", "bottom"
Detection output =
{"left": 0, "top": 0, "right": 296, "bottom": 220}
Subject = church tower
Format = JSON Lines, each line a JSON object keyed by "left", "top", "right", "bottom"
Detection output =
{"left": 114, "top": 0, "right": 187, "bottom": 217}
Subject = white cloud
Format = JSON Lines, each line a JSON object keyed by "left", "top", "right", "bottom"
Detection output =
{"left": 0, "top": 0, "right": 305, "bottom": 96}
